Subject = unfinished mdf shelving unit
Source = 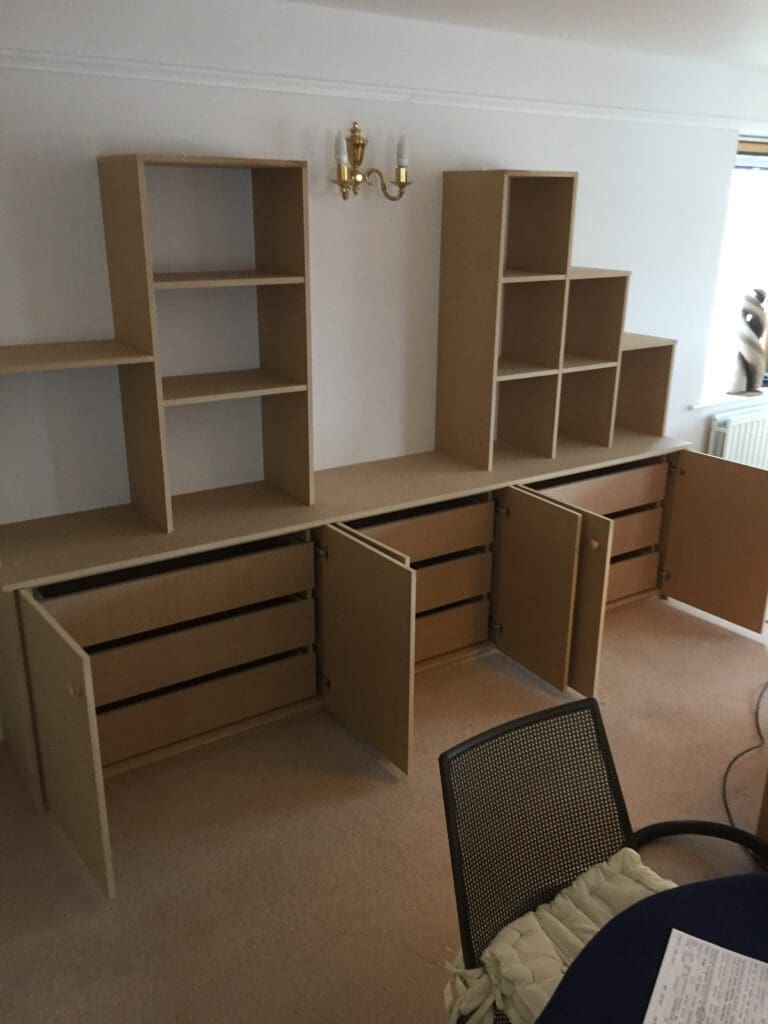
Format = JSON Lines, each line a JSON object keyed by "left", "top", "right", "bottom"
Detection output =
{"left": 435, "top": 170, "right": 632, "bottom": 468}
{"left": 97, "top": 154, "right": 314, "bottom": 531}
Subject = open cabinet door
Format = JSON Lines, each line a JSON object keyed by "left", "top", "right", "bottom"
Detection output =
{"left": 492, "top": 487, "right": 582, "bottom": 690}
{"left": 663, "top": 451, "right": 768, "bottom": 632}
{"left": 19, "top": 591, "right": 115, "bottom": 897}
{"left": 528, "top": 491, "right": 614, "bottom": 697}
{"left": 316, "top": 524, "right": 416, "bottom": 773}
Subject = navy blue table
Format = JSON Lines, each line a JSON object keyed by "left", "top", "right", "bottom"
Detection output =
{"left": 538, "top": 873, "right": 768, "bottom": 1023}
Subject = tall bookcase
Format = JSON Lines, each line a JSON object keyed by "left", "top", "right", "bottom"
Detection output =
{"left": 97, "top": 154, "right": 314, "bottom": 531}
{"left": 0, "top": 155, "right": 314, "bottom": 534}
{"left": 435, "top": 170, "right": 661, "bottom": 469}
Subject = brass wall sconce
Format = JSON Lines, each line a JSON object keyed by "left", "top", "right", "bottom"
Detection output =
{"left": 334, "top": 122, "right": 411, "bottom": 202}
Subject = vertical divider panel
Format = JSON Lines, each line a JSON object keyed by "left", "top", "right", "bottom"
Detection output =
{"left": 19, "top": 591, "right": 115, "bottom": 897}
{"left": 262, "top": 391, "right": 313, "bottom": 505}
{"left": 252, "top": 164, "right": 313, "bottom": 504}
{"left": 98, "top": 155, "right": 173, "bottom": 531}
{"left": 436, "top": 172, "right": 507, "bottom": 469}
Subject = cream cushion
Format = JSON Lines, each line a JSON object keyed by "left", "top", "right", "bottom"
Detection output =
{"left": 445, "top": 847, "right": 676, "bottom": 1024}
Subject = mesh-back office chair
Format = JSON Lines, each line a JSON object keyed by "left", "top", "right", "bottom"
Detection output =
{"left": 439, "top": 699, "right": 768, "bottom": 980}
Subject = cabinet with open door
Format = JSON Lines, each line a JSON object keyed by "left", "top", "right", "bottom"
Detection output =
{"left": 494, "top": 449, "right": 768, "bottom": 697}
{"left": 316, "top": 451, "right": 768, "bottom": 785}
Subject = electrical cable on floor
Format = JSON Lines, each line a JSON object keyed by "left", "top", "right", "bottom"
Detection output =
{"left": 721, "top": 678, "right": 768, "bottom": 831}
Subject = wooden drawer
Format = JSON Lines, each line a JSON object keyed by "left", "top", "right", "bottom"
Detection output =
{"left": 539, "top": 462, "right": 667, "bottom": 516}
{"left": 359, "top": 501, "right": 493, "bottom": 562}
{"left": 98, "top": 651, "right": 316, "bottom": 766}
{"left": 91, "top": 598, "right": 314, "bottom": 707}
{"left": 611, "top": 508, "right": 663, "bottom": 557}
{"left": 43, "top": 541, "right": 314, "bottom": 647}
{"left": 416, "top": 552, "right": 492, "bottom": 614}
{"left": 415, "top": 599, "right": 489, "bottom": 662}
{"left": 607, "top": 552, "right": 660, "bottom": 603}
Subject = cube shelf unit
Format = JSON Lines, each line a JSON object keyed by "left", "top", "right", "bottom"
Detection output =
{"left": 435, "top": 169, "right": 661, "bottom": 470}
{"left": 96, "top": 153, "right": 314, "bottom": 531}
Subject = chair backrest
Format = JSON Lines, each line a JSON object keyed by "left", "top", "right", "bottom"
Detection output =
{"left": 439, "top": 699, "right": 634, "bottom": 967}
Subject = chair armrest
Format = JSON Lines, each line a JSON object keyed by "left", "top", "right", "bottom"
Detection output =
{"left": 630, "top": 819, "right": 768, "bottom": 870}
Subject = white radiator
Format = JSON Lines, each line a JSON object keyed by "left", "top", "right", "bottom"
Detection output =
{"left": 707, "top": 405, "right": 768, "bottom": 469}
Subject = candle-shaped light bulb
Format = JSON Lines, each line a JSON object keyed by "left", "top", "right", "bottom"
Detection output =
{"left": 396, "top": 134, "right": 409, "bottom": 168}
{"left": 335, "top": 131, "right": 349, "bottom": 167}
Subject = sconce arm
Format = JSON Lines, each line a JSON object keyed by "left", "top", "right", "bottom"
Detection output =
{"left": 363, "top": 167, "right": 410, "bottom": 203}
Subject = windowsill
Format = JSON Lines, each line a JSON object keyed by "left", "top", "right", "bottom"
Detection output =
{"left": 690, "top": 389, "right": 766, "bottom": 411}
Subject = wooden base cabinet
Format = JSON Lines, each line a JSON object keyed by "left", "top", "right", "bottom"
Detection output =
{"left": 17, "top": 536, "right": 318, "bottom": 897}
{"left": 519, "top": 450, "right": 768, "bottom": 691}
{"left": 318, "top": 451, "right": 768, "bottom": 788}
{"left": 8, "top": 448, "right": 767, "bottom": 897}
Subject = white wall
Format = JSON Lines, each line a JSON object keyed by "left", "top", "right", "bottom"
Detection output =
{"left": 2, "top": 0, "right": 768, "bottom": 523}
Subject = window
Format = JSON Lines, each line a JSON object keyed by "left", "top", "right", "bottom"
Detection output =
{"left": 703, "top": 139, "right": 768, "bottom": 399}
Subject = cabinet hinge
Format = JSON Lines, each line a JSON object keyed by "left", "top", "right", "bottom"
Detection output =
{"left": 318, "top": 673, "right": 331, "bottom": 693}
{"left": 658, "top": 569, "right": 671, "bottom": 583}
{"left": 666, "top": 461, "right": 685, "bottom": 477}
{"left": 489, "top": 616, "right": 504, "bottom": 633}
{"left": 314, "top": 541, "right": 329, "bottom": 559}
{"left": 494, "top": 499, "right": 511, "bottom": 518}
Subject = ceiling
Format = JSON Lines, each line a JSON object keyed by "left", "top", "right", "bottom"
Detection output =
{"left": 287, "top": 0, "right": 768, "bottom": 70}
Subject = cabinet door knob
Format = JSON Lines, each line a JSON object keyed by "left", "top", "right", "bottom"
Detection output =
{"left": 68, "top": 683, "right": 84, "bottom": 698}
{"left": 589, "top": 538, "right": 600, "bottom": 551}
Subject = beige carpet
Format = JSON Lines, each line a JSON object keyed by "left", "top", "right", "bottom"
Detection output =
{"left": 0, "top": 596, "right": 766, "bottom": 1023}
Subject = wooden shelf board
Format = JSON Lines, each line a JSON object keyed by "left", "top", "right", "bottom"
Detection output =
{"left": 0, "top": 340, "right": 152, "bottom": 375}
{"left": 0, "top": 431, "right": 688, "bottom": 593}
{"left": 569, "top": 266, "right": 630, "bottom": 280}
{"left": 502, "top": 270, "right": 567, "bottom": 284}
{"left": 497, "top": 358, "right": 559, "bottom": 381}
{"left": 621, "top": 332, "right": 677, "bottom": 352}
{"left": 137, "top": 154, "right": 306, "bottom": 170}
{"left": 561, "top": 355, "right": 618, "bottom": 373}
{"left": 153, "top": 271, "right": 304, "bottom": 290}
{"left": 162, "top": 369, "right": 307, "bottom": 406}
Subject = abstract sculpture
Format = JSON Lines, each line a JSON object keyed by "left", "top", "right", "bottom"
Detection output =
{"left": 729, "top": 288, "right": 767, "bottom": 395}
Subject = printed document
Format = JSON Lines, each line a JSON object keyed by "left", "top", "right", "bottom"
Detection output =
{"left": 643, "top": 928, "right": 768, "bottom": 1023}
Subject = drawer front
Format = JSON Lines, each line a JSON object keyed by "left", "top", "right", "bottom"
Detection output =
{"left": 98, "top": 651, "right": 316, "bottom": 766}
{"left": 415, "top": 599, "right": 489, "bottom": 662}
{"left": 611, "top": 508, "right": 663, "bottom": 557}
{"left": 91, "top": 598, "right": 314, "bottom": 707}
{"left": 416, "top": 552, "right": 492, "bottom": 614}
{"left": 539, "top": 463, "right": 667, "bottom": 516}
{"left": 360, "top": 501, "right": 493, "bottom": 562}
{"left": 607, "top": 553, "right": 660, "bottom": 603}
{"left": 45, "top": 541, "right": 314, "bottom": 648}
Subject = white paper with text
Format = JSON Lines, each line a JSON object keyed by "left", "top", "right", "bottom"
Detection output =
{"left": 642, "top": 928, "right": 768, "bottom": 1024}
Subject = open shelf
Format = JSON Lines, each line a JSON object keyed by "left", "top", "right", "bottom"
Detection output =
{"left": 558, "top": 367, "right": 618, "bottom": 448}
{"left": 154, "top": 272, "right": 304, "bottom": 290}
{"left": 616, "top": 342, "right": 675, "bottom": 436}
{"left": 497, "top": 359, "right": 559, "bottom": 381}
{"left": 498, "top": 279, "right": 566, "bottom": 376}
{"left": 162, "top": 370, "right": 307, "bottom": 406}
{"left": 621, "top": 332, "right": 676, "bottom": 352}
{"left": 502, "top": 271, "right": 566, "bottom": 284}
{"left": 0, "top": 340, "right": 153, "bottom": 375}
{"left": 495, "top": 375, "right": 558, "bottom": 459}
{"left": 562, "top": 354, "right": 618, "bottom": 373}
{"left": 564, "top": 272, "right": 628, "bottom": 365}
{"left": 145, "top": 161, "right": 307, "bottom": 280}
{"left": 504, "top": 173, "right": 575, "bottom": 276}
